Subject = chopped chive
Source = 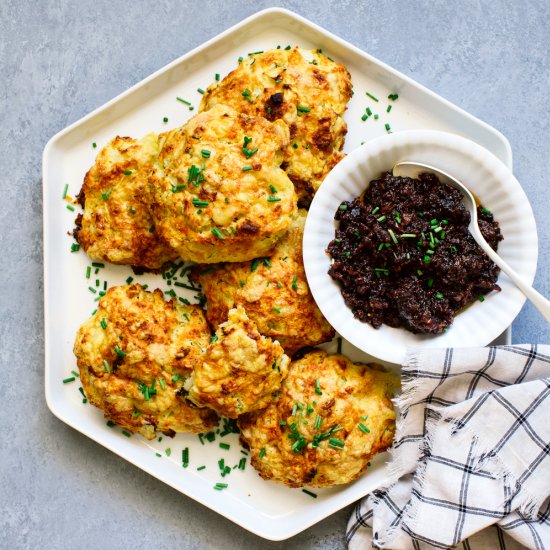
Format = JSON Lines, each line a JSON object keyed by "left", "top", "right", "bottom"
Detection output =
{"left": 201, "top": 149, "right": 211, "bottom": 158}
{"left": 292, "top": 275, "right": 298, "bottom": 290}
{"left": 158, "top": 377, "right": 166, "bottom": 390}
{"left": 215, "top": 73, "right": 220, "bottom": 81}
{"left": 435, "top": 292, "right": 444, "bottom": 300}
{"left": 366, "top": 107, "right": 372, "bottom": 116}
{"left": 251, "top": 258, "right": 260, "bottom": 271}
{"left": 192, "top": 198, "right": 209, "bottom": 207}
{"left": 62, "top": 183, "right": 69, "bottom": 199}
{"left": 358, "top": 423, "right": 370, "bottom": 433}
{"left": 374, "top": 114, "right": 379, "bottom": 120}
{"left": 259, "top": 448, "right": 266, "bottom": 459}
{"left": 366, "top": 92, "right": 379, "bottom": 102}
{"left": 122, "top": 430, "right": 131, "bottom": 438}
{"left": 339, "top": 204, "right": 348, "bottom": 211}
{"left": 361, "top": 113, "right": 368, "bottom": 121}
{"left": 66, "top": 204, "right": 75, "bottom": 212}
{"left": 155, "top": 452, "right": 161, "bottom": 457}
{"left": 114, "top": 346, "right": 126, "bottom": 358}
{"left": 182, "top": 447, "right": 189, "bottom": 467}
{"left": 163, "top": 117, "right": 168, "bottom": 123}
{"left": 314, "top": 415, "right": 323, "bottom": 429}
{"left": 88, "top": 286, "right": 97, "bottom": 294}
{"left": 238, "top": 457, "right": 246, "bottom": 470}
{"left": 197, "top": 88, "right": 205, "bottom": 94}
{"left": 123, "top": 170, "right": 132, "bottom": 176}
{"left": 176, "top": 97, "right": 191, "bottom": 105}
{"left": 427, "top": 278, "right": 434, "bottom": 288}
{"left": 164, "top": 447, "right": 171, "bottom": 457}
{"left": 267, "top": 196, "right": 281, "bottom": 202}
{"left": 92, "top": 142, "right": 97, "bottom": 148}
{"left": 197, "top": 465, "right": 206, "bottom": 471}
{"left": 103, "top": 359, "right": 110, "bottom": 374}
{"left": 126, "top": 276, "right": 133, "bottom": 284}
{"left": 315, "top": 378, "right": 322, "bottom": 395}
{"left": 62, "top": 377, "right": 75, "bottom": 384}
{"left": 388, "top": 93, "right": 399, "bottom": 100}
{"left": 70, "top": 243, "right": 80, "bottom": 252}
{"left": 297, "top": 105, "right": 311, "bottom": 113}
{"left": 71, "top": 370, "right": 79, "bottom": 377}
{"left": 302, "top": 489, "right": 318, "bottom": 498}
{"left": 263, "top": 258, "right": 271, "bottom": 267}
{"left": 106, "top": 420, "right": 115, "bottom": 427}
{"left": 388, "top": 229, "right": 398, "bottom": 244}
{"left": 424, "top": 255, "right": 431, "bottom": 264}
{"left": 385, "top": 123, "right": 392, "bottom": 133}
{"left": 273, "top": 306, "right": 281, "bottom": 314}
{"left": 219, "top": 443, "right": 230, "bottom": 450}
{"left": 478, "top": 295, "right": 485, "bottom": 302}
{"left": 91, "top": 262, "right": 104, "bottom": 268}
{"left": 401, "top": 233, "right": 416, "bottom": 238}
{"left": 451, "top": 245, "right": 457, "bottom": 253}
{"left": 371, "top": 206, "right": 380, "bottom": 215}
{"left": 386, "top": 105, "right": 392, "bottom": 113}
{"left": 376, "top": 215, "right": 386, "bottom": 223}
{"left": 211, "top": 228, "right": 224, "bottom": 240}
{"left": 329, "top": 437, "right": 345, "bottom": 448}
{"left": 242, "top": 165, "right": 252, "bottom": 171}
{"left": 214, "top": 483, "right": 228, "bottom": 490}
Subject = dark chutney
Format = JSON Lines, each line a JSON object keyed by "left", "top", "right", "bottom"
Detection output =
{"left": 327, "top": 171, "right": 502, "bottom": 334}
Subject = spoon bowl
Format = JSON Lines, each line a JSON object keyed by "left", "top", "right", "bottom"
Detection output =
{"left": 393, "top": 161, "right": 550, "bottom": 323}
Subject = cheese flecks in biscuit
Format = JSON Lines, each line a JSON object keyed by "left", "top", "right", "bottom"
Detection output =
{"left": 200, "top": 48, "right": 353, "bottom": 205}
{"left": 73, "top": 284, "right": 218, "bottom": 439}
{"left": 194, "top": 209, "right": 334, "bottom": 355}
{"left": 74, "top": 134, "right": 178, "bottom": 269}
{"left": 149, "top": 104, "right": 297, "bottom": 264}
{"left": 238, "top": 350, "right": 398, "bottom": 488}
{"left": 186, "top": 307, "right": 290, "bottom": 418}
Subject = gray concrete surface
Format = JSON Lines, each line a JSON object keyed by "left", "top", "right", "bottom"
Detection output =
{"left": 1, "top": 1, "right": 548, "bottom": 548}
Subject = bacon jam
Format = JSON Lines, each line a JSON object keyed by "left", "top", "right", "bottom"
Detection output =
{"left": 327, "top": 171, "right": 503, "bottom": 334}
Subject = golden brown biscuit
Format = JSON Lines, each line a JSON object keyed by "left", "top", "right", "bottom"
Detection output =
{"left": 194, "top": 209, "right": 334, "bottom": 355}
{"left": 73, "top": 284, "right": 218, "bottom": 439}
{"left": 238, "top": 350, "right": 398, "bottom": 488}
{"left": 74, "top": 134, "right": 178, "bottom": 269}
{"left": 200, "top": 47, "right": 352, "bottom": 205}
{"left": 149, "top": 104, "right": 297, "bottom": 263}
{"left": 186, "top": 307, "right": 289, "bottom": 418}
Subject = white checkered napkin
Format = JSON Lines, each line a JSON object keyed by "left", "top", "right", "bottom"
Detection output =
{"left": 347, "top": 345, "right": 550, "bottom": 549}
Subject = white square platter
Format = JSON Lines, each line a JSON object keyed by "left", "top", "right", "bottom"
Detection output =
{"left": 43, "top": 7, "right": 512, "bottom": 540}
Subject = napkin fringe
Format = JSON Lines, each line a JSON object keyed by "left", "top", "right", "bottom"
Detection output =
{"left": 444, "top": 414, "right": 546, "bottom": 520}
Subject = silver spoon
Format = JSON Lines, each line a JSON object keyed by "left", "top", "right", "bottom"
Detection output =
{"left": 392, "top": 161, "right": 550, "bottom": 323}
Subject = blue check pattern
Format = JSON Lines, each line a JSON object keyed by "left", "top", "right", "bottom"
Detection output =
{"left": 347, "top": 345, "right": 550, "bottom": 549}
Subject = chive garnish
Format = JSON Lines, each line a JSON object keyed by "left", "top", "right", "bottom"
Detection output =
{"left": 92, "top": 142, "right": 97, "bottom": 148}
{"left": 214, "top": 483, "right": 228, "bottom": 490}
{"left": 66, "top": 204, "right": 75, "bottom": 212}
{"left": 435, "top": 292, "right": 444, "bottom": 300}
{"left": 371, "top": 206, "right": 380, "bottom": 215}
{"left": 251, "top": 258, "right": 260, "bottom": 271}
{"left": 366, "top": 107, "right": 372, "bottom": 116}
{"left": 388, "top": 229, "right": 398, "bottom": 244}
{"left": 267, "top": 196, "right": 281, "bottom": 202}
{"left": 201, "top": 149, "right": 211, "bottom": 158}
{"left": 219, "top": 443, "right": 230, "bottom": 450}
{"left": 386, "top": 105, "right": 392, "bottom": 113}
{"left": 197, "top": 465, "right": 206, "bottom": 471}
{"left": 103, "top": 359, "right": 110, "bottom": 374}
{"left": 122, "top": 430, "right": 131, "bottom": 437}
{"left": 114, "top": 346, "right": 126, "bottom": 358}
{"left": 478, "top": 295, "right": 485, "bottom": 302}
{"left": 242, "top": 165, "right": 252, "bottom": 171}
{"left": 302, "top": 489, "right": 318, "bottom": 498}
{"left": 361, "top": 114, "right": 368, "bottom": 121}
{"left": 401, "top": 233, "right": 416, "bottom": 238}
{"left": 376, "top": 215, "right": 386, "bottom": 223}
{"left": 358, "top": 423, "right": 370, "bottom": 433}
{"left": 292, "top": 275, "right": 298, "bottom": 290}
{"left": 192, "top": 198, "right": 209, "bottom": 207}
{"left": 297, "top": 105, "right": 311, "bottom": 113}
{"left": 259, "top": 448, "right": 266, "bottom": 459}
{"left": 366, "top": 92, "right": 379, "bottom": 102}
{"left": 315, "top": 378, "right": 322, "bottom": 395}
{"left": 62, "top": 377, "right": 75, "bottom": 384}
{"left": 176, "top": 97, "right": 191, "bottom": 105}
{"left": 163, "top": 117, "right": 168, "bottom": 123}
{"left": 388, "top": 93, "right": 399, "bottom": 100}
{"left": 62, "top": 183, "right": 68, "bottom": 199}
{"left": 197, "top": 88, "right": 205, "bottom": 94}
{"left": 385, "top": 123, "right": 392, "bottom": 133}
{"left": 211, "top": 228, "right": 224, "bottom": 240}
{"left": 123, "top": 170, "right": 132, "bottom": 176}
{"left": 273, "top": 306, "right": 281, "bottom": 314}
{"left": 215, "top": 73, "right": 220, "bottom": 81}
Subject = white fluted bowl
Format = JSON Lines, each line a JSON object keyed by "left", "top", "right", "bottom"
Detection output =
{"left": 303, "top": 130, "right": 537, "bottom": 364}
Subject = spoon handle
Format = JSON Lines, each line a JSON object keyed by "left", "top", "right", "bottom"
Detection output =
{"left": 475, "top": 236, "right": 550, "bottom": 323}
